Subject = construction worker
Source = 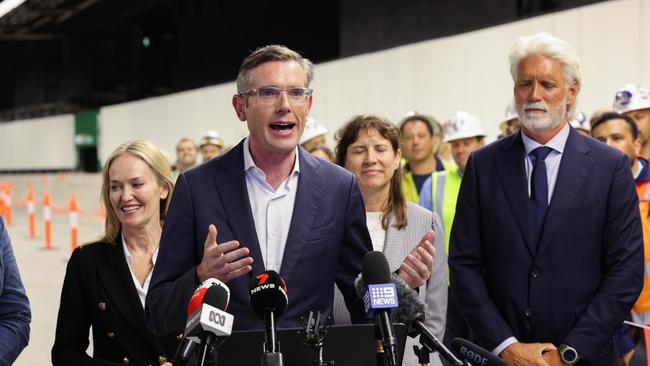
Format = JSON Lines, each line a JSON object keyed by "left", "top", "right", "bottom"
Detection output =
{"left": 614, "top": 84, "right": 650, "bottom": 159}
{"left": 171, "top": 138, "right": 198, "bottom": 180}
{"left": 419, "top": 111, "right": 486, "bottom": 248}
{"left": 591, "top": 111, "right": 650, "bottom": 365}
{"left": 400, "top": 113, "right": 454, "bottom": 204}
{"left": 300, "top": 117, "right": 328, "bottom": 153}
{"left": 498, "top": 99, "right": 520, "bottom": 139}
{"left": 569, "top": 112, "right": 590, "bottom": 136}
{"left": 418, "top": 111, "right": 485, "bottom": 361}
{"left": 199, "top": 130, "right": 224, "bottom": 162}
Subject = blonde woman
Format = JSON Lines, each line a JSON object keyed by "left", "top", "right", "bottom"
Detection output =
{"left": 53, "top": 140, "right": 177, "bottom": 366}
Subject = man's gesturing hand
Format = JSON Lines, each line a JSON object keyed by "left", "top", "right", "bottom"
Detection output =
{"left": 196, "top": 224, "right": 253, "bottom": 283}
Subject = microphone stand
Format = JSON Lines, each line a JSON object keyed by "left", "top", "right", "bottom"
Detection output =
{"left": 375, "top": 311, "right": 398, "bottom": 366}
{"left": 412, "top": 320, "right": 470, "bottom": 366}
{"left": 198, "top": 333, "right": 216, "bottom": 366}
{"left": 413, "top": 338, "right": 433, "bottom": 365}
{"left": 261, "top": 309, "right": 284, "bottom": 366}
{"left": 171, "top": 338, "right": 197, "bottom": 366}
{"left": 298, "top": 311, "right": 334, "bottom": 366}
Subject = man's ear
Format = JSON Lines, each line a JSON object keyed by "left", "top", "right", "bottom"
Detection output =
{"left": 566, "top": 80, "right": 579, "bottom": 111}
{"left": 232, "top": 95, "right": 247, "bottom": 122}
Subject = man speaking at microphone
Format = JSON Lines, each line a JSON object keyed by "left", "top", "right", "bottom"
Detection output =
{"left": 146, "top": 45, "right": 377, "bottom": 337}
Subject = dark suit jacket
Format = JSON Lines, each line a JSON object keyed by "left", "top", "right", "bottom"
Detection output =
{"left": 146, "top": 140, "right": 372, "bottom": 335}
{"left": 0, "top": 217, "right": 30, "bottom": 365}
{"left": 52, "top": 239, "right": 179, "bottom": 366}
{"left": 449, "top": 128, "right": 644, "bottom": 365}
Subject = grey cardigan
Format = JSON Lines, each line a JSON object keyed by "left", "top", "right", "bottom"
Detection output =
{"left": 333, "top": 202, "right": 448, "bottom": 366}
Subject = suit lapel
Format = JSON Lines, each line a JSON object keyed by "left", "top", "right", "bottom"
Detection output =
{"left": 214, "top": 140, "right": 265, "bottom": 275}
{"left": 537, "top": 128, "right": 593, "bottom": 256}
{"left": 279, "top": 149, "right": 321, "bottom": 281}
{"left": 96, "top": 237, "right": 161, "bottom": 351}
{"left": 493, "top": 133, "right": 536, "bottom": 256}
{"left": 383, "top": 215, "right": 405, "bottom": 273}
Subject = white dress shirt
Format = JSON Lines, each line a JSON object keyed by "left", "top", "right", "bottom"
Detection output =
{"left": 493, "top": 123, "right": 571, "bottom": 356}
{"left": 243, "top": 137, "right": 300, "bottom": 272}
{"left": 522, "top": 123, "right": 570, "bottom": 202}
{"left": 121, "top": 232, "right": 158, "bottom": 309}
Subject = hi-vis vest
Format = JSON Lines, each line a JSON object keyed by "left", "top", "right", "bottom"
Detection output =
{"left": 403, "top": 159, "right": 456, "bottom": 204}
{"left": 633, "top": 181, "right": 650, "bottom": 324}
{"left": 403, "top": 171, "right": 422, "bottom": 204}
{"left": 430, "top": 169, "right": 462, "bottom": 254}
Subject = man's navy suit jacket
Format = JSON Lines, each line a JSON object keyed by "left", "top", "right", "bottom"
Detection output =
{"left": 449, "top": 127, "right": 644, "bottom": 365}
{"left": 146, "top": 140, "right": 372, "bottom": 335}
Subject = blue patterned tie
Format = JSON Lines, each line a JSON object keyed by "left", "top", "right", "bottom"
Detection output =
{"left": 530, "top": 146, "right": 553, "bottom": 241}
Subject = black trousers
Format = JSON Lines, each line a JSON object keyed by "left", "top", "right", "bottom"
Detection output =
{"left": 441, "top": 287, "right": 474, "bottom": 366}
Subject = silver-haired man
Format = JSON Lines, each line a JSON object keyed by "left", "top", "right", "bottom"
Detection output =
{"left": 449, "top": 33, "right": 643, "bottom": 366}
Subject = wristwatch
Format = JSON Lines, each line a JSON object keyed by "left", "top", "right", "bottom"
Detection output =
{"left": 558, "top": 343, "right": 579, "bottom": 365}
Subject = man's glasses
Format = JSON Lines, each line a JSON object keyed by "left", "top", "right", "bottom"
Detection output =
{"left": 238, "top": 86, "right": 313, "bottom": 107}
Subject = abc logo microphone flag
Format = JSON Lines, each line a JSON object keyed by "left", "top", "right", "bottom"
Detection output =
{"left": 184, "top": 279, "right": 234, "bottom": 343}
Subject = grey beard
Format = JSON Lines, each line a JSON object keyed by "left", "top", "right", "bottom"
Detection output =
{"left": 518, "top": 97, "right": 567, "bottom": 133}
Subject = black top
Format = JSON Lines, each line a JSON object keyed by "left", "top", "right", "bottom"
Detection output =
{"left": 52, "top": 238, "right": 180, "bottom": 366}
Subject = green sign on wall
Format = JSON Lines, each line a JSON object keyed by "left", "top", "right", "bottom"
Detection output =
{"left": 74, "top": 109, "right": 99, "bottom": 172}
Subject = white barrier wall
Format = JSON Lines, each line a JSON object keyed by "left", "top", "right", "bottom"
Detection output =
{"left": 0, "top": 114, "right": 76, "bottom": 170}
{"left": 98, "top": 0, "right": 650, "bottom": 164}
{"left": 99, "top": 83, "right": 249, "bottom": 164}
{"left": 1, "top": 0, "right": 646, "bottom": 168}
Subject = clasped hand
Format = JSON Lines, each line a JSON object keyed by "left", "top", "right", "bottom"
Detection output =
{"left": 397, "top": 229, "right": 436, "bottom": 288}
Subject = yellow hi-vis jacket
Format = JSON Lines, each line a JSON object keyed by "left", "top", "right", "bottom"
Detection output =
{"left": 418, "top": 169, "right": 462, "bottom": 255}
{"left": 402, "top": 159, "right": 456, "bottom": 204}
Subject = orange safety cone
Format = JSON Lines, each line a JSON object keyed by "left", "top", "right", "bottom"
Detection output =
{"left": 69, "top": 193, "right": 79, "bottom": 251}
{"left": 4, "top": 183, "right": 12, "bottom": 226}
{"left": 43, "top": 191, "right": 52, "bottom": 249}
{"left": 27, "top": 188, "right": 35, "bottom": 239}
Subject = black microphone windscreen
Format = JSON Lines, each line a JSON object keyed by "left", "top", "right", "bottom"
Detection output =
{"left": 203, "top": 282, "right": 230, "bottom": 311}
{"left": 362, "top": 251, "right": 391, "bottom": 284}
{"left": 451, "top": 338, "right": 507, "bottom": 366}
{"left": 390, "top": 273, "right": 426, "bottom": 326}
{"left": 249, "top": 270, "right": 288, "bottom": 318}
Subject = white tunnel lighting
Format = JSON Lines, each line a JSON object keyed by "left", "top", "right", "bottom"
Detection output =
{"left": 0, "top": 0, "right": 26, "bottom": 19}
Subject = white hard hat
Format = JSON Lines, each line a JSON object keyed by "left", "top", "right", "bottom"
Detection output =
{"left": 444, "top": 111, "right": 486, "bottom": 142}
{"left": 613, "top": 83, "right": 650, "bottom": 114}
{"left": 504, "top": 99, "right": 519, "bottom": 121}
{"left": 200, "top": 130, "right": 223, "bottom": 147}
{"left": 569, "top": 112, "right": 589, "bottom": 132}
{"left": 300, "top": 117, "right": 328, "bottom": 145}
{"left": 499, "top": 100, "right": 519, "bottom": 133}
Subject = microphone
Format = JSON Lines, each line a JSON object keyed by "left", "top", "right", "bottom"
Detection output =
{"left": 249, "top": 270, "right": 288, "bottom": 366}
{"left": 354, "top": 251, "right": 399, "bottom": 366}
{"left": 389, "top": 272, "right": 464, "bottom": 365}
{"left": 184, "top": 278, "right": 234, "bottom": 366}
{"left": 390, "top": 274, "right": 506, "bottom": 366}
{"left": 171, "top": 337, "right": 197, "bottom": 366}
{"left": 451, "top": 338, "right": 507, "bottom": 366}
